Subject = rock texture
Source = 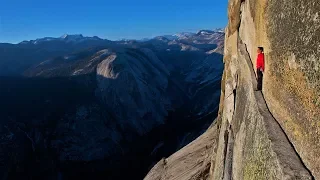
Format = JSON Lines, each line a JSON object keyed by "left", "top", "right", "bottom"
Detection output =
{"left": 229, "top": 0, "right": 319, "bottom": 178}
{"left": 211, "top": 36, "right": 312, "bottom": 179}
{"left": 145, "top": 121, "right": 219, "bottom": 180}
{"left": 146, "top": 0, "right": 319, "bottom": 179}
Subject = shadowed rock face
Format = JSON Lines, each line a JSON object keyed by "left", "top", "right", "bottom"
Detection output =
{"left": 96, "top": 49, "right": 171, "bottom": 135}
{"left": 0, "top": 31, "right": 224, "bottom": 179}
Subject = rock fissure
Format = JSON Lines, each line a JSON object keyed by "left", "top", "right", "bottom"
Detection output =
{"left": 222, "top": 128, "right": 229, "bottom": 180}
{"left": 223, "top": 126, "right": 234, "bottom": 180}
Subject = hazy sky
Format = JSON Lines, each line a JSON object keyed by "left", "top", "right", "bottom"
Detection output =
{"left": 0, "top": 0, "right": 228, "bottom": 43}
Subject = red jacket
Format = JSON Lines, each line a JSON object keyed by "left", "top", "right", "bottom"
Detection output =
{"left": 256, "top": 53, "right": 265, "bottom": 71}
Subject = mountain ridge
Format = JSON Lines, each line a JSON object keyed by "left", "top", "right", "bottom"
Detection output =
{"left": 0, "top": 29, "right": 224, "bottom": 180}
{"left": 12, "top": 28, "right": 224, "bottom": 45}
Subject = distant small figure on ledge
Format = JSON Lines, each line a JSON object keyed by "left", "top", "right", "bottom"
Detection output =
{"left": 256, "top": 47, "right": 265, "bottom": 91}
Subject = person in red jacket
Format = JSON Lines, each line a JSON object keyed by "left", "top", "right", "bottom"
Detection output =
{"left": 256, "top": 47, "right": 265, "bottom": 91}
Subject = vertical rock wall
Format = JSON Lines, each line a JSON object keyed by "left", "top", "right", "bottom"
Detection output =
{"left": 212, "top": 0, "right": 319, "bottom": 179}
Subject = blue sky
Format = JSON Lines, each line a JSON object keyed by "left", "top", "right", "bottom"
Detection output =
{"left": 0, "top": 0, "right": 228, "bottom": 43}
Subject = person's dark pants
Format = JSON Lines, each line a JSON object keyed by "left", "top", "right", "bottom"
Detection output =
{"left": 257, "top": 69, "right": 263, "bottom": 90}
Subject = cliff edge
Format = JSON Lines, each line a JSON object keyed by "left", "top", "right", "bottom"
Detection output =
{"left": 146, "top": 0, "right": 319, "bottom": 179}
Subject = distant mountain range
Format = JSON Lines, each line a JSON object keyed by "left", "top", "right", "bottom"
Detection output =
{"left": 16, "top": 28, "right": 224, "bottom": 46}
{"left": 0, "top": 28, "right": 224, "bottom": 180}
{"left": 0, "top": 29, "right": 224, "bottom": 76}
{"left": 19, "top": 34, "right": 103, "bottom": 45}
{"left": 122, "top": 29, "right": 225, "bottom": 42}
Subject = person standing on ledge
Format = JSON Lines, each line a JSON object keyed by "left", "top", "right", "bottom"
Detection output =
{"left": 256, "top": 47, "right": 265, "bottom": 91}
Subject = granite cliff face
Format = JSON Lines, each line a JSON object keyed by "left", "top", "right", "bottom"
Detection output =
{"left": 146, "top": 0, "right": 319, "bottom": 179}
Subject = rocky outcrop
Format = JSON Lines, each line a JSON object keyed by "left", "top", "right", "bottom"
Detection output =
{"left": 146, "top": 0, "right": 319, "bottom": 179}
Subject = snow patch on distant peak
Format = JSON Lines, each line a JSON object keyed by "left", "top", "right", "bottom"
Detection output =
{"left": 60, "top": 34, "right": 68, "bottom": 39}
{"left": 60, "top": 34, "right": 84, "bottom": 39}
{"left": 174, "top": 32, "right": 196, "bottom": 39}
{"left": 197, "top": 29, "right": 225, "bottom": 36}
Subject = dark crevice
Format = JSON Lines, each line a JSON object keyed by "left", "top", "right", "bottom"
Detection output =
{"left": 223, "top": 126, "right": 234, "bottom": 180}
{"left": 233, "top": 89, "right": 237, "bottom": 111}
{"left": 222, "top": 128, "right": 229, "bottom": 180}
{"left": 222, "top": 78, "right": 237, "bottom": 180}
{"left": 238, "top": 1, "right": 246, "bottom": 31}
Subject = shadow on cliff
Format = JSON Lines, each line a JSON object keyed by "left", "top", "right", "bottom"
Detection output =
{"left": 0, "top": 69, "right": 221, "bottom": 180}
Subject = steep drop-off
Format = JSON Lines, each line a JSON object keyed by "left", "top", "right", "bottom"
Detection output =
{"left": 146, "top": 0, "right": 319, "bottom": 179}
{"left": 0, "top": 31, "right": 224, "bottom": 180}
